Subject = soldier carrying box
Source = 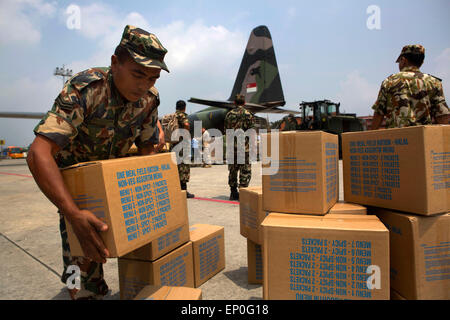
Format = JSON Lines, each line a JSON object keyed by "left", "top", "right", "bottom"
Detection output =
{"left": 27, "top": 25, "right": 169, "bottom": 300}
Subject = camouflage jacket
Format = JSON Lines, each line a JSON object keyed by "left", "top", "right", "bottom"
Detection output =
{"left": 175, "top": 110, "right": 189, "bottom": 130}
{"left": 224, "top": 106, "right": 255, "bottom": 131}
{"left": 281, "top": 117, "right": 298, "bottom": 131}
{"left": 224, "top": 106, "right": 255, "bottom": 152}
{"left": 169, "top": 110, "right": 190, "bottom": 147}
{"left": 34, "top": 67, "right": 159, "bottom": 168}
{"left": 372, "top": 66, "right": 449, "bottom": 128}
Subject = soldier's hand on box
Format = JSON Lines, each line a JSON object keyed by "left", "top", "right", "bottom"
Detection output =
{"left": 69, "top": 210, "right": 110, "bottom": 263}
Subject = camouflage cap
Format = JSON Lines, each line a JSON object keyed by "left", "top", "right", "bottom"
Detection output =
{"left": 396, "top": 44, "right": 425, "bottom": 62}
{"left": 235, "top": 93, "right": 245, "bottom": 101}
{"left": 120, "top": 25, "right": 169, "bottom": 72}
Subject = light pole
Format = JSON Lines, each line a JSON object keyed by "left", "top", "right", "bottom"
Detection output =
{"left": 54, "top": 65, "right": 73, "bottom": 87}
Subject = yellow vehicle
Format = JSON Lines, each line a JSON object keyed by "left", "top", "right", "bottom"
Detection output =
{"left": 6, "top": 146, "right": 26, "bottom": 159}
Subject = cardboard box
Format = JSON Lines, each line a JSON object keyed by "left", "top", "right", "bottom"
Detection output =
{"left": 62, "top": 153, "right": 187, "bottom": 258}
{"left": 118, "top": 241, "right": 194, "bottom": 300}
{"left": 262, "top": 131, "right": 339, "bottom": 215}
{"left": 328, "top": 201, "right": 367, "bottom": 215}
{"left": 189, "top": 224, "right": 225, "bottom": 288}
{"left": 342, "top": 125, "right": 450, "bottom": 215}
{"left": 122, "top": 223, "right": 190, "bottom": 261}
{"left": 122, "top": 191, "right": 189, "bottom": 261}
{"left": 239, "top": 186, "right": 268, "bottom": 244}
{"left": 133, "top": 285, "right": 202, "bottom": 300}
{"left": 247, "top": 239, "right": 263, "bottom": 284}
{"left": 261, "top": 213, "right": 390, "bottom": 300}
{"left": 375, "top": 209, "right": 450, "bottom": 300}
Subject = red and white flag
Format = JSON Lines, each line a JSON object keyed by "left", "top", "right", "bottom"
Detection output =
{"left": 246, "top": 82, "right": 257, "bottom": 93}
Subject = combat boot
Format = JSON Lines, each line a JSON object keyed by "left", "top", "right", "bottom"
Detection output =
{"left": 186, "top": 191, "right": 195, "bottom": 198}
{"left": 229, "top": 187, "right": 239, "bottom": 201}
{"left": 181, "top": 182, "right": 195, "bottom": 198}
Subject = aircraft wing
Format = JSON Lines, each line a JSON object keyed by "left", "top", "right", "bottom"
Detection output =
{"left": 0, "top": 112, "right": 45, "bottom": 119}
{"left": 188, "top": 97, "right": 299, "bottom": 115}
{"left": 188, "top": 98, "right": 236, "bottom": 110}
{"left": 263, "top": 107, "right": 301, "bottom": 115}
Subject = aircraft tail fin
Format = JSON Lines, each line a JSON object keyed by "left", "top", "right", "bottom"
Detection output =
{"left": 228, "top": 25, "right": 285, "bottom": 107}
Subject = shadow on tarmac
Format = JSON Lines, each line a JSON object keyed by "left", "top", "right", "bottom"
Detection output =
{"left": 51, "top": 288, "right": 71, "bottom": 300}
{"left": 51, "top": 288, "right": 120, "bottom": 300}
{"left": 223, "top": 267, "right": 262, "bottom": 290}
{"left": 211, "top": 195, "right": 232, "bottom": 201}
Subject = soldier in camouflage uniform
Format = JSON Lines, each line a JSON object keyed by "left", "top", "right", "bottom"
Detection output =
{"left": 27, "top": 25, "right": 169, "bottom": 299}
{"left": 224, "top": 94, "right": 255, "bottom": 200}
{"left": 170, "top": 100, "right": 195, "bottom": 198}
{"left": 280, "top": 113, "right": 299, "bottom": 131}
{"left": 371, "top": 45, "right": 449, "bottom": 129}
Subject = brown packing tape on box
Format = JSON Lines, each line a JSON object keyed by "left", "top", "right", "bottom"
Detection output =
{"left": 133, "top": 285, "right": 202, "bottom": 300}
{"left": 328, "top": 201, "right": 367, "bottom": 215}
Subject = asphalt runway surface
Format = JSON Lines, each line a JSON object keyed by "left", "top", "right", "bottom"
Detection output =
{"left": 0, "top": 158, "right": 343, "bottom": 300}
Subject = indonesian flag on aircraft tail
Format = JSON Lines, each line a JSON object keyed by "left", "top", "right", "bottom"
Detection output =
{"left": 246, "top": 82, "right": 257, "bottom": 93}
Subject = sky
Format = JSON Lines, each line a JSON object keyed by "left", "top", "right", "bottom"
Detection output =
{"left": 0, "top": 0, "right": 449, "bottom": 147}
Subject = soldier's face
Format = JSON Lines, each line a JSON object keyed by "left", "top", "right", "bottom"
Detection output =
{"left": 398, "top": 56, "right": 406, "bottom": 71}
{"left": 111, "top": 55, "right": 161, "bottom": 102}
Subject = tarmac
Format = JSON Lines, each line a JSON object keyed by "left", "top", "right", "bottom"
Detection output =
{"left": 0, "top": 158, "right": 344, "bottom": 300}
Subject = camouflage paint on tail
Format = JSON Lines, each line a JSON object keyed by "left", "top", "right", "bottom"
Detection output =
{"left": 187, "top": 25, "right": 297, "bottom": 134}
{"left": 228, "top": 25, "right": 285, "bottom": 107}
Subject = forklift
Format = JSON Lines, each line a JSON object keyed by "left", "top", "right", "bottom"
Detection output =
{"left": 299, "top": 99, "right": 364, "bottom": 157}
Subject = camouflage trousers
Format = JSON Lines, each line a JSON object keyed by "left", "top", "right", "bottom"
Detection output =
{"left": 170, "top": 142, "right": 190, "bottom": 184}
{"left": 59, "top": 214, "right": 109, "bottom": 300}
{"left": 177, "top": 163, "right": 190, "bottom": 184}
{"left": 228, "top": 163, "right": 251, "bottom": 188}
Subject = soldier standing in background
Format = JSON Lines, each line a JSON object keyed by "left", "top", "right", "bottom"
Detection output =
{"left": 370, "top": 45, "right": 449, "bottom": 129}
{"left": 224, "top": 94, "right": 255, "bottom": 201}
{"left": 26, "top": 25, "right": 169, "bottom": 299}
{"left": 280, "top": 113, "right": 299, "bottom": 131}
{"left": 170, "top": 100, "right": 195, "bottom": 198}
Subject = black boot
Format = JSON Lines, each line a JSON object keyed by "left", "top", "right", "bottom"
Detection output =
{"left": 181, "top": 182, "right": 195, "bottom": 198}
{"left": 229, "top": 187, "right": 239, "bottom": 201}
{"left": 186, "top": 191, "right": 195, "bottom": 198}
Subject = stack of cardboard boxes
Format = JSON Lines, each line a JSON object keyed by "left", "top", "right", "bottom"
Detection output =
{"left": 239, "top": 186, "right": 265, "bottom": 285}
{"left": 241, "top": 131, "right": 391, "bottom": 300}
{"left": 61, "top": 125, "right": 449, "bottom": 300}
{"left": 61, "top": 153, "right": 225, "bottom": 300}
{"left": 341, "top": 125, "right": 450, "bottom": 300}
{"left": 239, "top": 126, "right": 448, "bottom": 300}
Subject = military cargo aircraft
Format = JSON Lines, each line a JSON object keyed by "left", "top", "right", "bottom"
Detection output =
{"left": 0, "top": 26, "right": 298, "bottom": 134}
{"left": 187, "top": 25, "right": 299, "bottom": 133}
